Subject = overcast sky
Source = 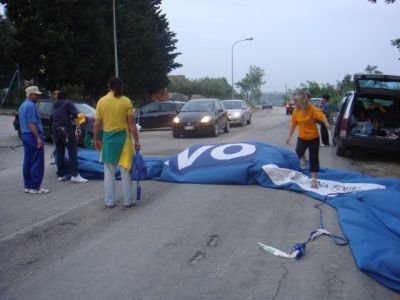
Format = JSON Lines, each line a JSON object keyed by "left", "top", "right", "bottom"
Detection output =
{"left": 161, "top": 0, "right": 400, "bottom": 92}
{"left": 1, "top": 2, "right": 398, "bottom": 92}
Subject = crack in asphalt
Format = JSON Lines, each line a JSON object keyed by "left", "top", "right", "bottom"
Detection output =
{"left": 272, "top": 262, "right": 289, "bottom": 300}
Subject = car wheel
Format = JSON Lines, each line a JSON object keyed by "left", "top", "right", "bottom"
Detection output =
{"left": 240, "top": 116, "right": 245, "bottom": 127}
{"left": 247, "top": 116, "right": 251, "bottom": 124}
{"left": 212, "top": 123, "right": 218, "bottom": 137}
{"left": 173, "top": 132, "right": 179, "bottom": 138}
{"left": 224, "top": 120, "right": 230, "bottom": 133}
{"left": 335, "top": 137, "right": 346, "bottom": 156}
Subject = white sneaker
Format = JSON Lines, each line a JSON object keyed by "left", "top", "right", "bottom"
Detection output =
{"left": 310, "top": 178, "right": 318, "bottom": 189}
{"left": 29, "top": 187, "right": 50, "bottom": 194}
{"left": 71, "top": 174, "right": 88, "bottom": 183}
{"left": 58, "top": 176, "right": 68, "bottom": 182}
{"left": 24, "top": 188, "right": 30, "bottom": 193}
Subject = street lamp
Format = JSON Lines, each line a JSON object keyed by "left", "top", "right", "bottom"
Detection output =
{"left": 231, "top": 37, "right": 253, "bottom": 98}
{"left": 113, "top": 0, "right": 119, "bottom": 77}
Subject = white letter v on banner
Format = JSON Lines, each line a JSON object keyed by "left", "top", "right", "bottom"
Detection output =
{"left": 177, "top": 145, "right": 214, "bottom": 170}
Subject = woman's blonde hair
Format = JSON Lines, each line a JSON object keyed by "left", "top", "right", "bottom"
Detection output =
{"left": 294, "top": 91, "right": 309, "bottom": 110}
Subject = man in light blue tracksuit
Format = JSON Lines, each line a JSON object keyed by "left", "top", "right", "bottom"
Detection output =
{"left": 18, "top": 86, "right": 50, "bottom": 194}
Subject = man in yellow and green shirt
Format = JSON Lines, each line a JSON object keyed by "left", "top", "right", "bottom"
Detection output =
{"left": 93, "top": 77, "right": 140, "bottom": 208}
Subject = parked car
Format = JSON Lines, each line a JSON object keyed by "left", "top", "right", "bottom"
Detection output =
{"left": 261, "top": 101, "right": 273, "bottom": 109}
{"left": 332, "top": 73, "right": 400, "bottom": 156}
{"left": 310, "top": 97, "right": 322, "bottom": 108}
{"left": 136, "top": 101, "right": 185, "bottom": 129}
{"left": 222, "top": 99, "right": 252, "bottom": 126}
{"left": 172, "top": 98, "right": 229, "bottom": 137}
{"left": 13, "top": 99, "right": 95, "bottom": 145}
{"left": 285, "top": 102, "right": 295, "bottom": 115}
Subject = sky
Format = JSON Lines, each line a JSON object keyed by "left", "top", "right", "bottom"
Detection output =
{"left": 160, "top": 0, "right": 400, "bottom": 92}
{"left": 1, "top": 1, "right": 398, "bottom": 93}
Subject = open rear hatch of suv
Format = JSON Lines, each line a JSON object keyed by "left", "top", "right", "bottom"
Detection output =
{"left": 349, "top": 74, "right": 400, "bottom": 145}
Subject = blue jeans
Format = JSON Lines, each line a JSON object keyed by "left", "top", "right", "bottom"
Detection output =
{"left": 22, "top": 133, "right": 45, "bottom": 189}
{"left": 104, "top": 163, "right": 133, "bottom": 207}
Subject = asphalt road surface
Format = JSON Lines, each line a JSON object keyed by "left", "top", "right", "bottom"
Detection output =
{"left": 0, "top": 108, "right": 399, "bottom": 300}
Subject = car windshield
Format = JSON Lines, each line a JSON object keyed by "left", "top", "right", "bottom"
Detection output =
{"left": 358, "top": 79, "right": 400, "bottom": 91}
{"left": 73, "top": 103, "right": 96, "bottom": 116}
{"left": 182, "top": 100, "right": 215, "bottom": 112}
{"left": 223, "top": 101, "right": 242, "bottom": 109}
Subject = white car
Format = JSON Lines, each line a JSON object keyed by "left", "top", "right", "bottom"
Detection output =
{"left": 222, "top": 99, "right": 252, "bottom": 126}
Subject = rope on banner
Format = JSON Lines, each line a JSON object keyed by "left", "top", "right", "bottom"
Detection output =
{"left": 258, "top": 203, "right": 348, "bottom": 259}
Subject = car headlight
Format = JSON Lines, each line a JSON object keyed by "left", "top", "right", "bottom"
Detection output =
{"left": 201, "top": 116, "right": 212, "bottom": 123}
{"left": 173, "top": 117, "right": 180, "bottom": 123}
{"left": 233, "top": 112, "right": 240, "bottom": 118}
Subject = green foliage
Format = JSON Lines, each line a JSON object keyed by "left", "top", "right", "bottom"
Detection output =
{"left": 295, "top": 74, "right": 355, "bottom": 109}
{"left": 0, "top": 15, "right": 17, "bottom": 87}
{"left": 369, "top": 0, "right": 397, "bottom": 3}
{"left": 391, "top": 39, "right": 400, "bottom": 60}
{"left": 168, "top": 77, "right": 232, "bottom": 100}
{"left": 0, "top": 0, "right": 181, "bottom": 101}
{"left": 63, "top": 84, "right": 85, "bottom": 100}
{"left": 364, "top": 65, "right": 383, "bottom": 74}
{"left": 236, "top": 65, "right": 265, "bottom": 102}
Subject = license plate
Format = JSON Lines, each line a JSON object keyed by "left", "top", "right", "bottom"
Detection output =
{"left": 184, "top": 125, "right": 194, "bottom": 130}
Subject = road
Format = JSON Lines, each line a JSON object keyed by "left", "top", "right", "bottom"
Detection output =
{"left": 0, "top": 108, "right": 399, "bottom": 300}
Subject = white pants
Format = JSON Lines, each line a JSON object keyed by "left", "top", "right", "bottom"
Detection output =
{"left": 104, "top": 163, "right": 133, "bottom": 206}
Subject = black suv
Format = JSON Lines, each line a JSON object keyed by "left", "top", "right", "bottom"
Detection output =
{"left": 332, "top": 74, "right": 400, "bottom": 156}
{"left": 136, "top": 101, "right": 185, "bottom": 129}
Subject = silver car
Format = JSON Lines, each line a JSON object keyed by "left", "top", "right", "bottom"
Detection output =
{"left": 222, "top": 99, "right": 252, "bottom": 126}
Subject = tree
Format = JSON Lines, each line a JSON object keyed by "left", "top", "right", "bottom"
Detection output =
{"left": 368, "top": 0, "right": 399, "bottom": 59}
{"left": 364, "top": 65, "right": 383, "bottom": 74}
{"left": 0, "top": 0, "right": 181, "bottom": 101}
{"left": 368, "top": 0, "right": 396, "bottom": 3}
{"left": 236, "top": 65, "right": 265, "bottom": 102}
{"left": 392, "top": 39, "right": 400, "bottom": 60}
{"left": 0, "top": 15, "right": 17, "bottom": 87}
{"left": 168, "top": 77, "right": 232, "bottom": 100}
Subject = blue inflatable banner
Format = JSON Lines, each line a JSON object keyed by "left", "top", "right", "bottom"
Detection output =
{"left": 76, "top": 142, "right": 400, "bottom": 292}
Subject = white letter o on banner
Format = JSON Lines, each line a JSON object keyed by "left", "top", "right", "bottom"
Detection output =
{"left": 210, "top": 143, "right": 256, "bottom": 160}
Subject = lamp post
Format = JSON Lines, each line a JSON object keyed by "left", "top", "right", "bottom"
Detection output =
{"left": 231, "top": 37, "right": 253, "bottom": 99}
{"left": 113, "top": 0, "right": 119, "bottom": 77}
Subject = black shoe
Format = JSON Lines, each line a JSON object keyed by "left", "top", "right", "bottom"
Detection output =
{"left": 106, "top": 204, "right": 115, "bottom": 209}
{"left": 124, "top": 202, "right": 136, "bottom": 208}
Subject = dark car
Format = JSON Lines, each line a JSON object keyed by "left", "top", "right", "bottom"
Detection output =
{"left": 172, "top": 98, "right": 230, "bottom": 137}
{"left": 261, "top": 101, "right": 273, "bottom": 109}
{"left": 332, "top": 73, "right": 400, "bottom": 156}
{"left": 286, "top": 102, "right": 294, "bottom": 115}
{"left": 136, "top": 101, "right": 185, "bottom": 129}
{"left": 13, "top": 99, "right": 96, "bottom": 144}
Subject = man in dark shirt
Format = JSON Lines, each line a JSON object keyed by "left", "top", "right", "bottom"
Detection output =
{"left": 320, "top": 94, "right": 331, "bottom": 146}
{"left": 50, "top": 91, "right": 88, "bottom": 183}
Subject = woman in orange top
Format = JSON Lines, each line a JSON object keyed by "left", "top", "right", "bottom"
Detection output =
{"left": 286, "top": 91, "right": 330, "bottom": 188}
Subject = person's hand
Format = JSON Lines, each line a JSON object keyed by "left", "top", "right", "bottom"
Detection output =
{"left": 36, "top": 137, "right": 43, "bottom": 148}
{"left": 286, "top": 137, "right": 291, "bottom": 145}
{"left": 93, "top": 139, "right": 102, "bottom": 151}
{"left": 75, "top": 127, "right": 81, "bottom": 138}
{"left": 134, "top": 141, "right": 141, "bottom": 151}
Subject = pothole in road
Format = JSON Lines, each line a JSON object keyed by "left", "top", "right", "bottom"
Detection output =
{"left": 207, "top": 234, "right": 219, "bottom": 248}
{"left": 189, "top": 250, "right": 206, "bottom": 265}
